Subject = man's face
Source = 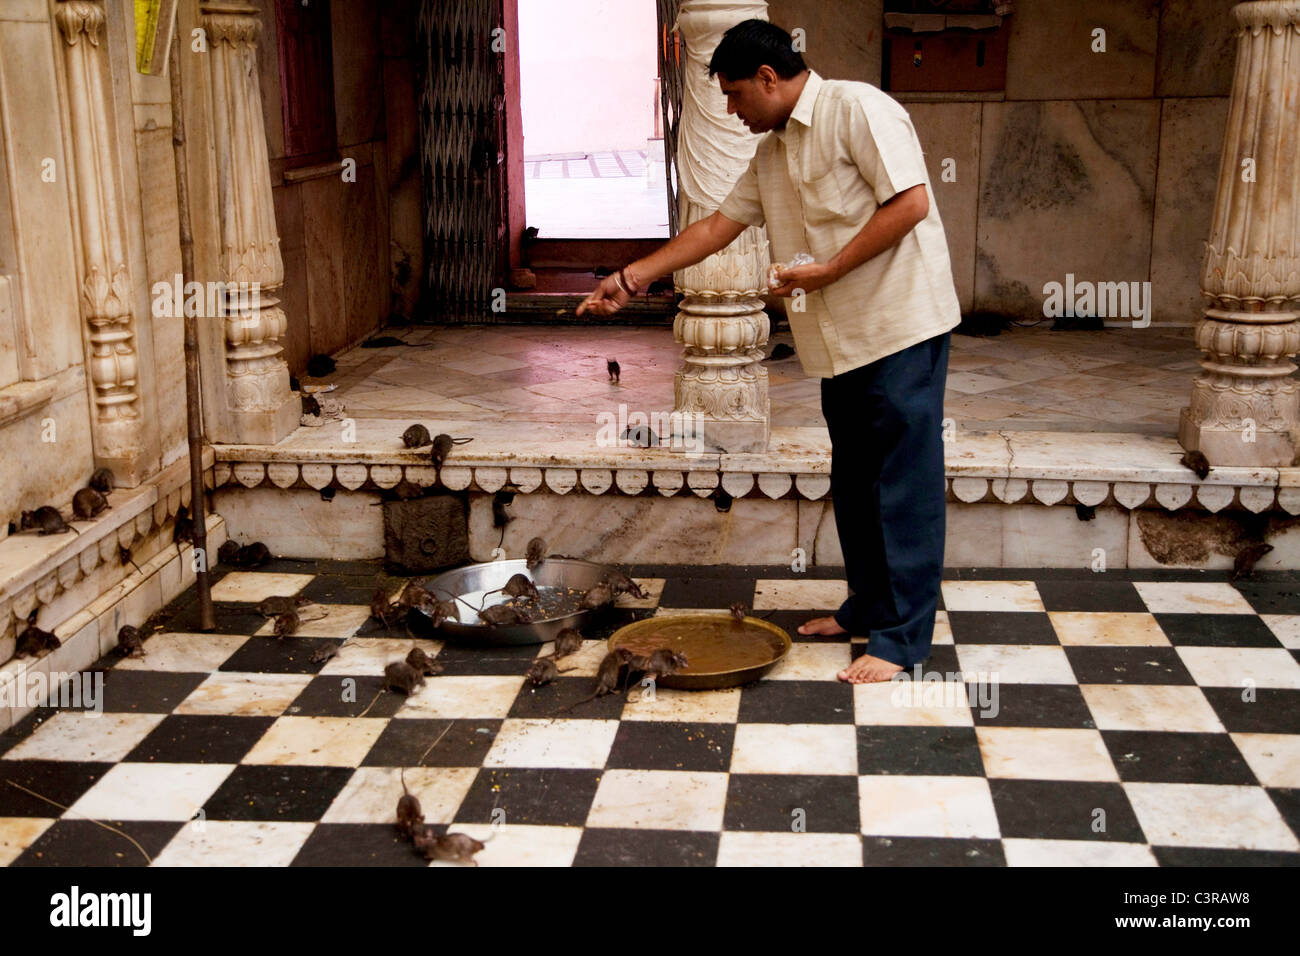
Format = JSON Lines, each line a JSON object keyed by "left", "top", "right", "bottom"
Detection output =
{"left": 718, "top": 68, "right": 784, "bottom": 133}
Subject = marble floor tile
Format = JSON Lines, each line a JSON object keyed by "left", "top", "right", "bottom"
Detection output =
{"left": 69, "top": 762, "right": 234, "bottom": 821}
{"left": 316, "top": 637, "right": 443, "bottom": 676}
{"left": 765, "top": 643, "right": 852, "bottom": 680}
{"left": 858, "top": 775, "right": 1000, "bottom": 839}
{"left": 954, "top": 645, "right": 1077, "bottom": 684}
{"left": 392, "top": 676, "right": 525, "bottom": 720}
{"left": 1133, "top": 582, "right": 1258, "bottom": 614}
{"left": 1229, "top": 733, "right": 1300, "bottom": 788}
{"left": 483, "top": 718, "right": 620, "bottom": 769}
{"left": 715, "top": 831, "right": 864, "bottom": 866}
{"left": 252, "top": 604, "right": 373, "bottom": 639}
{"left": 730, "top": 724, "right": 858, "bottom": 775}
{"left": 440, "top": 823, "right": 582, "bottom": 867}
{"left": 113, "top": 633, "right": 249, "bottom": 672}
{"left": 942, "top": 581, "right": 1045, "bottom": 612}
{"left": 1175, "top": 647, "right": 1300, "bottom": 688}
{"left": 0, "top": 817, "right": 53, "bottom": 866}
{"left": 753, "top": 579, "right": 849, "bottom": 610}
{"left": 1123, "top": 782, "right": 1299, "bottom": 851}
{"left": 976, "top": 727, "right": 1118, "bottom": 781}
{"left": 320, "top": 766, "right": 478, "bottom": 824}
{"left": 853, "top": 680, "right": 976, "bottom": 727}
{"left": 1261, "top": 615, "right": 1300, "bottom": 649}
{"left": 210, "top": 573, "right": 315, "bottom": 603}
{"left": 612, "top": 578, "right": 665, "bottom": 609}
{"left": 151, "top": 820, "right": 315, "bottom": 866}
{"left": 1001, "top": 838, "right": 1157, "bottom": 866}
{"left": 1048, "top": 612, "right": 1170, "bottom": 646}
{"left": 586, "top": 769, "right": 729, "bottom": 830}
{"left": 617, "top": 686, "right": 742, "bottom": 723}
{"left": 241, "top": 716, "right": 387, "bottom": 766}
{"left": 174, "top": 673, "right": 314, "bottom": 717}
{"left": 1081, "top": 684, "right": 1224, "bottom": 732}
{"left": 3, "top": 712, "right": 165, "bottom": 763}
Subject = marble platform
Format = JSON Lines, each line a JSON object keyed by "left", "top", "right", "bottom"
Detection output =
{"left": 206, "top": 322, "right": 1300, "bottom": 571}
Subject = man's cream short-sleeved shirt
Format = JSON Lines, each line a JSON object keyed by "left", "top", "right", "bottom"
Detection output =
{"left": 718, "top": 70, "right": 961, "bottom": 379}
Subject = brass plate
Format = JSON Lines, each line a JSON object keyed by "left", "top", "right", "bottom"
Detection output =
{"left": 607, "top": 614, "right": 792, "bottom": 690}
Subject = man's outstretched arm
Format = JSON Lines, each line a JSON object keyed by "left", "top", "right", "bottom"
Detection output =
{"left": 576, "top": 211, "right": 748, "bottom": 316}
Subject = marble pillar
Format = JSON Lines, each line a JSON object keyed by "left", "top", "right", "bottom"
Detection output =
{"left": 1179, "top": 1, "right": 1300, "bottom": 466}
{"left": 671, "top": 0, "right": 772, "bottom": 454}
{"left": 54, "top": 0, "right": 148, "bottom": 480}
{"left": 201, "top": 1, "right": 296, "bottom": 444}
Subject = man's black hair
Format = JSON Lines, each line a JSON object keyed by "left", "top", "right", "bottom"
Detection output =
{"left": 707, "top": 19, "right": 807, "bottom": 81}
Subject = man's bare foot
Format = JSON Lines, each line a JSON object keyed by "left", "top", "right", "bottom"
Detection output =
{"left": 797, "top": 616, "right": 848, "bottom": 637}
{"left": 837, "top": 653, "right": 903, "bottom": 684}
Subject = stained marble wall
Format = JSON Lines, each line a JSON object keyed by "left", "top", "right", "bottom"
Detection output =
{"left": 770, "top": 0, "right": 1239, "bottom": 324}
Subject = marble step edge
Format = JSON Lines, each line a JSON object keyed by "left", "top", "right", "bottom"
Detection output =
{"left": 0, "top": 450, "right": 214, "bottom": 637}
{"left": 0, "top": 515, "right": 226, "bottom": 733}
{"left": 208, "top": 458, "right": 1300, "bottom": 514}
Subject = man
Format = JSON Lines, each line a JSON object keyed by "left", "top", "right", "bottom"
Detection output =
{"left": 577, "top": 19, "right": 959, "bottom": 683}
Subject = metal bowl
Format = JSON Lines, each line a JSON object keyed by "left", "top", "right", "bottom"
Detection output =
{"left": 607, "top": 613, "right": 792, "bottom": 690}
{"left": 409, "top": 558, "right": 615, "bottom": 646}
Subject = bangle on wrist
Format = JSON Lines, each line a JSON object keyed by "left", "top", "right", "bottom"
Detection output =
{"left": 612, "top": 270, "right": 631, "bottom": 296}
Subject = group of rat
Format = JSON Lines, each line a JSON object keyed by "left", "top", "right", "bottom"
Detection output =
{"left": 17, "top": 466, "right": 116, "bottom": 537}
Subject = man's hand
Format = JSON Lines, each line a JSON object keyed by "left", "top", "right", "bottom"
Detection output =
{"left": 576, "top": 273, "right": 631, "bottom": 316}
{"left": 769, "top": 261, "right": 839, "bottom": 298}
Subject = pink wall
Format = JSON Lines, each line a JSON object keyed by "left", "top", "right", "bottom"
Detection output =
{"left": 518, "top": 0, "right": 659, "bottom": 156}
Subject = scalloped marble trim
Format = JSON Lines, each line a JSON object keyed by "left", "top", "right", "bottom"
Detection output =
{"left": 211, "top": 460, "right": 1298, "bottom": 514}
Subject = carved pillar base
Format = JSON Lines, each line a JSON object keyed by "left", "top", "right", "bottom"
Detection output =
{"left": 672, "top": 296, "right": 770, "bottom": 454}
{"left": 1178, "top": 310, "right": 1300, "bottom": 465}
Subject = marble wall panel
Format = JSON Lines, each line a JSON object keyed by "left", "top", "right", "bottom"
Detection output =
{"left": 1151, "top": 97, "right": 1230, "bottom": 326}
{"left": 1156, "top": 0, "right": 1238, "bottom": 98}
{"left": 213, "top": 487, "right": 385, "bottom": 558}
{"left": 1004, "top": 0, "right": 1159, "bottom": 101}
{"left": 975, "top": 100, "right": 1159, "bottom": 321}
{"left": 342, "top": 159, "right": 386, "bottom": 345}
{"left": 908, "top": 102, "right": 981, "bottom": 313}
{"left": 301, "top": 176, "right": 350, "bottom": 358}
{"left": 773, "top": 0, "right": 883, "bottom": 84}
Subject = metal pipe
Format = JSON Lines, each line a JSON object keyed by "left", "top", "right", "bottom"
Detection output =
{"left": 169, "top": 23, "right": 214, "bottom": 632}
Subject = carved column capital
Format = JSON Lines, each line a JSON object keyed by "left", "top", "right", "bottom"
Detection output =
{"left": 53, "top": 0, "right": 105, "bottom": 47}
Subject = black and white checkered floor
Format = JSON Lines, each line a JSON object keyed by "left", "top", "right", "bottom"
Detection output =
{"left": 3, "top": 561, "right": 1299, "bottom": 867}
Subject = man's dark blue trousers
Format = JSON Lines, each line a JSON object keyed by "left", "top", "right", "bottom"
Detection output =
{"left": 820, "top": 329, "right": 949, "bottom": 668}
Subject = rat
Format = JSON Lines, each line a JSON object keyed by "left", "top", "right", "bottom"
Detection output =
{"left": 402, "top": 423, "right": 432, "bottom": 448}
{"left": 730, "top": 602, "right": 748, "bottom": 623}
{"left": 429, "top": 433, "right": 473, "bottom": 469}
{"left": 767, "top": 343, "right": 796, "bottom": 361}
{"left": 1232, "top": 542, "right": 1274, "bottom": 581}
{"left": 20, "top": 507, "right": 78, "bottom": 536}
{"left": 235, "top": 542, "right": 271, "bottom": 568}
{"left": 525, "top": 657, "right": 574, "bottom": 686}
{"left": 607, "top": 359, "right": 620, "bottom": 384}
{"left": 218, "top": 540, "right": 241, "bottom": 565}
{"left": 258, "top": 595, "right": 311, "bottom": 617}
{"left": 525, "top": 536, "right": 546, "bottom": 570}
{"left": 116, "top": 624, "right": 144, "bottom": 658}
{"left": 501, "top": 573, "right": 539, "bottom": 602}
{"left": 406, "top": 647, "right": 444, "bottom": 677}
{"left": 621, "top": 425, "right": 659, "bottom": 448}
{"left": 272, "top": 611, "right": 299, "bottom": 639}
{"left": 384, "top": 660, "right": 426, "bottom": 695}
{"left": 478, "top": 604, "right": 530, "bottom": 626}
{"left": 615, "top": 647, "right": 652, "bottom": 691}
{"left": 396, "top": 769, "right": 424, "bottom": 839}
{"left": 301, "top": 392, "right": 321, "bottom": 417}
{"left": 560, "top": 651, "right": 623, "bottom": 712}
{"left": 370, "top": 587, "right": 400, "bottom": 630}
{"left": 646, "top": 648, "right": 689, "bottom": 680}
{"left": 1180, "top": 449, "right": 1211, "bottom": 479}
{"left": 311, "top": 643, "right": 341, "bottom": 664}
{"left": 173, "top": 506, "right": 194, "bottom": 554}
{"left": 399, "top": 583, "right": 432, "bottom": 609}
{"left": 430, "top": 599, "right": 460, "bottom": 627}
{"left": 548, "top": 627, "right": 583, "bottom": 659}
{"left": 89, "top": 467, "right": 116, "bottom": 494}
{"left": 602, "top": 569, "right": 646, "bottom": 599}
{"left": 579, "top": 581, "right": 614, "bottom": 610}
{"left": 412, "top": 827, "right": 489, "bottom": 866}
{"left": 119, "top": 545, "right": 142, "bottom": 575}
{"left": 72, "top": 487, "right": 109, "bottom": 520}
{"left": 15, "top": 613, "right": 60, "bottom": 658}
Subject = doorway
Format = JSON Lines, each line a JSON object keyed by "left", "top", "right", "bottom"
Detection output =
{"left": 516, "top": 0, "right": 670, "bottom": 240}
